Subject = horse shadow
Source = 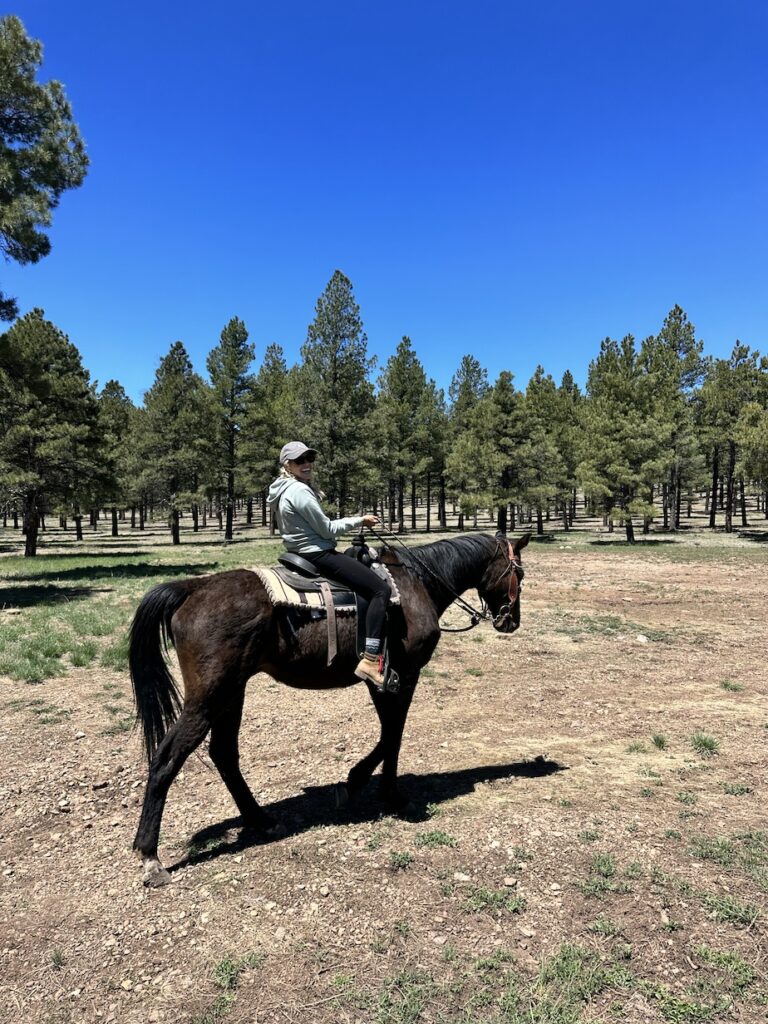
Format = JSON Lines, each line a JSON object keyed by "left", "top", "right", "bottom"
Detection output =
{"left": 171, "top": 756, "right": 567, "bottom": 874}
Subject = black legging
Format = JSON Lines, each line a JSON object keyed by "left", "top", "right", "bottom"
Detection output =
{"left": 303, "top": 549, "right": 391, "bottom": 642}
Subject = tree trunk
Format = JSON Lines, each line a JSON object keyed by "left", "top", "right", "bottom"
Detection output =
{"left": 724, "top": 442, "right": 736, "bottom": 533}
{"left": 497, "top": 505, "right": 507, "bottom": 534}
{"left": 438, "top": 475, "right": 447, "bottom": 529}
{"left": 24, "top": 494, "right": 39, "bottom": 556}
{"left": 709, "top": 447, "right": 719, "bottom": 528}
{"left": 171, "top": 508, "right": 180, "bottom": 545}
{"left": 225, "top": 470, "right": 234, "bottom": 540}
{"left": 139, "top": 502, "right": 145, "bottom": 531}
{"left": 425, "top": 473, "right": 431, "bottom": 533}
{"left": 411, "top": 476, "right": 417, "bottom": 531}
{"left": 662, "top": 483, "right": 669, "bottom": 530}
{"left": 561, "top": 503, "right": 569, "bottom": 531}
{"left": 261, "top": 490, "right": 267, "bottom": 527}
{"left": 625, "top": 516, "right": 635, "bottom": 543}
{"left": 111, "top": 506, "right": 118, "bottom": 537}
{"left": 739, "top": 477, "right": 747, "bottom": 528}
{"left": 457, "top": 510, "right": 464, "bottom": 531}
{"left": 246, "top": 497, "right": 253, "bottom": 525}
{"left": 75, "top": 515, "right": 83, "bottom": 541}
{"left": 675, "top": 477, "right": 681, "bottom": 530}
{"left": 192, "top": 504, "right": 199, "bottom": 532}
{"left": 536, "top": 506, "right": 544, "bottom": 535}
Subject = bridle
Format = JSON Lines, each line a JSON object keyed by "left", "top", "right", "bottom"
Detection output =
{"left": 367, "top": 527, "right": 524, "bottom": 634}
{"left": 480, "top": 538, "right": 525, "bottom": 632}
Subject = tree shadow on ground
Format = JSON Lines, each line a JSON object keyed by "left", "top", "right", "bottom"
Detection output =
{"left": 4, "top": 562, "right": 218, "bottom": 585}
{"left": 588, "top": 538, "right": 679, "bottom": 547}
{"left": 738, "top": 529, "right": 768, "bottom": 544}
{"left": 171, "top": 755, "right": 566, "bottom": 873}
{"left": 0, "top": 584, "right": 105, "bottom": 608}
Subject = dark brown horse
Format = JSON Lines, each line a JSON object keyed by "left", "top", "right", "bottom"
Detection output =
{"left": 129, "top": 531, "right": 529, "bottom": 886}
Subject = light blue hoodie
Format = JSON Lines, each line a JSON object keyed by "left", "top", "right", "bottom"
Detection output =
{"left": 266, "top": 476, "right": 364, "bottom": 553}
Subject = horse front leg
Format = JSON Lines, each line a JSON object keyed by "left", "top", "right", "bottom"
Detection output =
{"left": 375, "top": 680, "right": 416, "bottom": 809}
{"left": 343, "top": 678, "right": 417, "bottom": 809}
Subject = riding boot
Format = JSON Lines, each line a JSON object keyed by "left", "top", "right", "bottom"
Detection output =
{"left": 354, "top": 652, "right": 385, "bottom": 689}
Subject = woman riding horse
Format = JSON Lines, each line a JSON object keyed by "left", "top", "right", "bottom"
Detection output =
{"left": 129, "top": 512, "right": 529, "bottom": 887}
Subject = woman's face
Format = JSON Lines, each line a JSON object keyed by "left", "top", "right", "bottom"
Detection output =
{"left": 285, "top": 455, "right": 315, "bottom": 482}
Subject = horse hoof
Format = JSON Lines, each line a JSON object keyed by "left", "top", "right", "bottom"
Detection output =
{"left": 143, "top": 861, "right": 171, "bottom": 888}
{"left": 335, "top": 783, "right": 349, "bottom": 809}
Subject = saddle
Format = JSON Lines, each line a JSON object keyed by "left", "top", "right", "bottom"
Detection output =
{"left": 250, "top": 551, "right": 400, "bottom": 673}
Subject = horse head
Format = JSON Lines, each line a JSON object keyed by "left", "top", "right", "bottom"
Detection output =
{"left": 479, "top": 531, "right": 530, "bottom": 634}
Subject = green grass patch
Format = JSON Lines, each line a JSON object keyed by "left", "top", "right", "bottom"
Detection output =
{"left": 413, "top": 830, "right": 457, "bottom": 849}
{"left": 719, "top": 679, "right": 743, "bottom": 692}
{"left": 389, "top": 851, "right": 414, "bottom": 871}
{"left": 465, "top": 886, "right": 527, "bottom": 914}
{"left": 691, "top": 732, "right": 719, "bottom": 758}
{"left": 702, "top": 893, "right": 759, "bottom": 927}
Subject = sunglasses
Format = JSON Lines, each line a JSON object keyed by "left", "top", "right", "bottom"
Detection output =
{"left": 292, "top": 453, "right": 316, "bottom": 466}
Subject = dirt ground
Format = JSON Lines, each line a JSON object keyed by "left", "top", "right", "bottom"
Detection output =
{"left": 1, "top": 516, "right": 767, "bottom": 1023}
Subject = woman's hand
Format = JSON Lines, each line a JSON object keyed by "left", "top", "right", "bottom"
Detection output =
{"left": 362, "top": 514, "right": 381, "bottom": 528}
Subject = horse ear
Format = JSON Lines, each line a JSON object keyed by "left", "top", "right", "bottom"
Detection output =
{"left": 513, "top": 532, "right": 531, "bottom": 555}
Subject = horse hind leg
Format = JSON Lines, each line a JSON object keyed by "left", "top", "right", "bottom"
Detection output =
{"left": 208, "top": 682, "right": 276, "bottom": 833}
{"left": 133, "top": 703, "right": 211, "bottom": 887}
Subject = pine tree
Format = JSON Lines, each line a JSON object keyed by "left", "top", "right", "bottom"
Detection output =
{"left": 0, "top": 309, "right": 100, "bottom": 554}
{"left": 698, "top": 343, "right": 763, "bottom": 531}
{"left": 0, "top": 16, "right": 88, "bottom": 319}
{"left": 206, "top": 317, "right": 255, "bottom": 539}
{"left": 98, "top": 380, "right": 135, "bottom": 537}
{"left": 642, "top": 306, "right": 705, "bottom": 529}
{"left": 140, "top": 342, "right": 208, "bottom": 544}
{"left": 298, "top": 271, "right": 374, "bottom": 513}
{"left": 516, "top": 367, "right": 568, "bottom": 535}
{"left": 241, "top": 343, "right": 294, "bottom": 525}
{"left": 373, "top": 336, "right": 438, "bottom": 529}
{"left": 578, "top": 336, "right": 663, "bottom": 542}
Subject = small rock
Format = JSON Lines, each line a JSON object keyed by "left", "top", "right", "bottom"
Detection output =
{"left": 274, "top": 926, "right": 286, "bottom": 940}
{"left": 319, "top": 885, "right": 330, "bottom": 897}
{"left": 75, "top": 731, "right": 86, "bottom": 740}
{"left": 120, "top": 980, "right": 133, "bottom": 991}
{"left": 549, "top": 883, "right": 561, "bottom": 891}
{"left": 503, "top": 877, "right": 518, "bottom": 887}
{"left": 453, "top": 872, "right": 471, "bottom": 882}
{"left": 636, "top": 634, "right": 649, "bottom": 644}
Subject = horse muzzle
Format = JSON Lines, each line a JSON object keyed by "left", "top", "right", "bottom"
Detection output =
{"left": 492, "top": 604, "right": 520, "bottom": 634}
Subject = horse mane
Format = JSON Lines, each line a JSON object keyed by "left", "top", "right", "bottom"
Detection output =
{"left": 393, "top": 533, "right": 497, "bottom": 598}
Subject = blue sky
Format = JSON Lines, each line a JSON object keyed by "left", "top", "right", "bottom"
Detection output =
{"left": 4, "top": 1, "right": 767, "bottom": 401}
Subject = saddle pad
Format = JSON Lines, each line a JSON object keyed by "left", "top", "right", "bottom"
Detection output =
{"left": 252, "top": 562, "right": 400, "bottom": 612}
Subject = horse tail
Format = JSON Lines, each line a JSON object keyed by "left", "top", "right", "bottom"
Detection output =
{"left": 129, "top": 579, "right": 196, "bottom": 762}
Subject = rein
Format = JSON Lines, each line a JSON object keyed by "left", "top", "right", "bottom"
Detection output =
{"left": 367, "top": 527, "right": 521, "bottom": 633}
